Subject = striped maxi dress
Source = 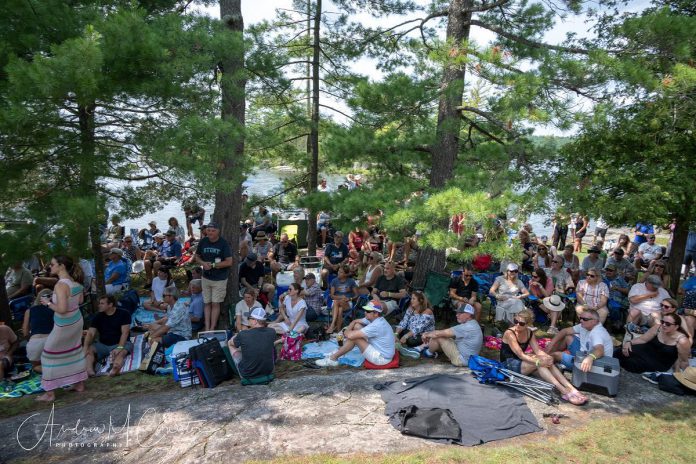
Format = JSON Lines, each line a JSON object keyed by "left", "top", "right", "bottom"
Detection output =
{"left": 40, "top": 278, "right": 88, "bottom": 390}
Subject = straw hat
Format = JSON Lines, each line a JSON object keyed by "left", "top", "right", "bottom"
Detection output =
{"left": 674, "top": 367, "right": 696, "bottom": 391}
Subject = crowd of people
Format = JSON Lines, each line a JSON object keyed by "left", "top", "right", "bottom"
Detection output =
{"left": 4, "top": 202, "right": 696, "bottom": 403}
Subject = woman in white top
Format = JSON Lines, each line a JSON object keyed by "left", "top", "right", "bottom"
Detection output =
{"left": 144, "top": 268, "right": 171, "bottom": 311}
{"left": 489, "top": 263, "right": 529, "bottom": 323}
{"left": 269, "top": 283, "right": 308, "bottom": 335}
{"left": 167, "top": 217, "right": 186, "bottom": 243}
{"left": 235, "top": 288, "right": 263, "bottom": 332}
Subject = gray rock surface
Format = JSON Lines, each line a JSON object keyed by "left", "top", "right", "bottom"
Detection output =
{"left": 0, "top": 363, "right": 692, "bottom": 463}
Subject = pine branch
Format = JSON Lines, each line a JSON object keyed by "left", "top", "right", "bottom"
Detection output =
{"left": 250, "top": 133, "right": 311, "bottom": 153}
{"left": 469, "top": 19, "right": 590, "bottom": 54}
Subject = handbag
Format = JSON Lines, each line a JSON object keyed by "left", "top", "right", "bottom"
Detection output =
{"left": 279, "top": 333, "right": 303, "bottom": 361}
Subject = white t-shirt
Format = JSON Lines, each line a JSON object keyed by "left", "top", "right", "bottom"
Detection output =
{"left": 628, "top": 283, "right": 670, "bottom": 316}
{"left": 638, "top": 243, "right": 662, "bottom": 261}
{"left": 235, "top": 299, "right": 262, "bottom": 327}
{"left": 152, "top": 276, "right": 168, "bottom": 301}
{"left": 573, "top": 323, "right": 614, "bottom": 357}
{"left": 359, "top": 316, "right": 395, "bottom": 359}
{"left": 596, "top": 217, "right": 608, "bottom": 229}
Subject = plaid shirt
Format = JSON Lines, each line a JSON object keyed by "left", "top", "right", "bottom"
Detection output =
{"left": 303, "top": 283, "right": 324, "bottom": 312}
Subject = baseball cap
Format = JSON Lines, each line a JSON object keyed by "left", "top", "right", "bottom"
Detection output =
{"left": 249, "top": 307, "right": 267, "bottom": 321}
{"left": 110, "top": 248, "right": 124, "bottom": 256}
{"left": 605, "top": 264, "right": 617, "bottom": 271}
{"left": 304, "top": 273, "right": 316, "bottom": 280}
{"left": 455, "top": 303, "right": 475, "bottom": 315}
{"left": 507, "top": 263, "right": 519, "bottom": 272}
{"left": 154, "top": 233, "right": 165, "bottom": 239}
{"left": 362, "top": 300, "right": 383, "bottom": 313}
{"left": 207, "top": 222, "right": 219, "bottom": 229}
{"left": 246, "top": 252, "right": 257, "bottom": 262}
{"left": 165, "top": 230, "right": 175, "bottom": 236}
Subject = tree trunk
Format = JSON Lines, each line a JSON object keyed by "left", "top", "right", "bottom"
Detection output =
{"left": 412, "top": 0, "right": 472, "bottom": 288}
{"left": 667, "top": 216, "right": 688, "bottom": 296}
{"left": 217, "top": 0, "right": 246, "bottom": 328}
{"left": 306, "top": 0, "right": 322, "bottom": 256}
{"left": 0, "top": 274, "right": 11, "bottom": 325}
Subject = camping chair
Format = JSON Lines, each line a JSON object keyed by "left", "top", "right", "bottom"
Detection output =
{"left": 418, "top": 271, "right": 453, "bottom": 323}
{"left": 9, "top": 295, "right": 33, "bottom": 323}
{"left": 468, "top": 355, "right": 558, "bottom": 405}
{"left": 474, "top": 272, "right": 502, "bottom": 321}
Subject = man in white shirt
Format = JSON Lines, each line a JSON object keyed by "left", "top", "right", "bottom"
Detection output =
{"left": 626, "top": 275, "right": 671, "bottom": 331}
{"left": 545, "top": 309, "right": 614, "bottom": 371}
{"left": 634, "top": 234, "right": 663, "bottom": 270}
{"left": 316, "top": 300, "right": 395, "bottom": 367}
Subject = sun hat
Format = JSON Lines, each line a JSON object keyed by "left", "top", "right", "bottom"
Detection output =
{"left": 363, "top": 300, "right": 383, "bottom": 313}
{"left": 542, "top": 294, "right": 564, "bottom": 312}
{"left": 255, "top": 231, "right": 268, "bottom": 241}
{"left": 132, "top": 260, "right": 145, "bottom": 273}
{"left": 249, "top": 307, "right": 267, "bottom": 321}
{"left": 455, "top": 303, "right": 475, "bottom": 315}
{"left": 674, "top": 367, "right": 696, "bottom": 391}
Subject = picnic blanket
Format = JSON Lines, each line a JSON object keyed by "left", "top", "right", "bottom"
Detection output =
{"left": 95, "top": 334, "right": 147, "bottom": 376}
{"left": 485, "top": 335, "right": 550, "bottom": 352}
{"left": 131, "top": 297, "right": 191, "bottom": 326}
{"left": 0, "top": 365, "right": 44, "bottom": 399}
{"left": 375, "top": 373, "right": 541, "bottom": 446}
{"left": 302, "top": 340, "right": 364, "bottom": 367}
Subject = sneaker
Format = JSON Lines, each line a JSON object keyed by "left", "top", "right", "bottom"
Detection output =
{"left": 315, "top": 356, "right": 339, "bottom": 367}
{"left": 641, "top": 372, "right": 661, "bottom": 385}
{"left": 547, "top": 326, "right": 559, "bottom": 336}
{"left": 399, "top": 346, "right": 421, "bottom": 359}
{"left": 421, "top": 348, "right": 438, "bottom": 359}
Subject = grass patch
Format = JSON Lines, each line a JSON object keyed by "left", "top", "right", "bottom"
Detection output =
{"left": 250, "top": 401, "right": 696, "bottom": 464}
{"left": 0, "top": 371, "right": 175, "bottom": 420}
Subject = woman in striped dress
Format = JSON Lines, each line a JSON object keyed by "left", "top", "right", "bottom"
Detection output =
{"left": 36, "top": 255, "right": 88, "bottom": 402}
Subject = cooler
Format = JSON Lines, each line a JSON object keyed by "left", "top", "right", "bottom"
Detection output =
{"left": 572, "top": 353, "right": 620, "bottom": 396}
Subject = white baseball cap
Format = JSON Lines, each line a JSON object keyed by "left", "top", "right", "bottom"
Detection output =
{"left": 250, "top": 307, "right": 267, "bottom": 321}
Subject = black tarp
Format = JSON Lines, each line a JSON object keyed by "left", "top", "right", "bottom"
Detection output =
{"left": 375, "top": 373, "right": 542, "bottom": 446}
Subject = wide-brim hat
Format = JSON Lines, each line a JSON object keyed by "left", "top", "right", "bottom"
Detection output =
{"left": 542, "top": 294, "right": 564, "bottom": 312}
{"left": 674, "top": 367, "right": 696, "bottom": 391}
{"left": 132, "top": 260, "right": 145, "bottom": 273}
{"left": 255, "top": 231, "right": 268, "bottom": 241}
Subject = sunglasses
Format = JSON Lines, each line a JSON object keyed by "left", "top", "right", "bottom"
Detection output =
{"left": 538, "top": 247, "right": 547, "bottom": 251}
{"left": 463, "top": 274, "right": 473, "bottom": 277}
{"left": 661, "top": 320, "right": 677, "bottom": 327}
{"left": 579, "top": 316, "right": 596, "bottom": 322}
{"left": 661, "top": 304, "right": 675, "bottom": 309}
{"left": 587, "top": 274, "right": 598, "bottom": 278}
{"left": 513, "top": 319, "right": 527, "bottom": 326}
{"left": 532, "top": 274, "right": 539, "bottom": 278}
{"left": 509, "top": 269, "right": 518, "bottom": 273}
{"left": 655, "top": 265, "right": 665, "bottom": 268}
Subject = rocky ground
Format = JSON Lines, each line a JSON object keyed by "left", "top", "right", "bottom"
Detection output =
{"left": 1, "top": 361, "right": 691, "bottom": 464}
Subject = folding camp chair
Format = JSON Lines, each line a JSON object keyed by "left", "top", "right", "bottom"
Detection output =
{"left": 468, "top": 355, "right": 558, "bottom": 405}
{"left": 418, "top": 271, "right": 453, "bottom": 323}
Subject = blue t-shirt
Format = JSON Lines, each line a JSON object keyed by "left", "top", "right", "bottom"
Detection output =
{"left": 330, "top": 277, "right": 357, "bottom": 299}
{"left": 188, "top": 293, "right": 205, "bottom": 330}
{"left": 105, "top": 259, "right": 129, "bottom": 285}
{"left": 163, "top": 240, "right": 182, "bottom": 258}
{"left": 633, "top": 223, "right": 654, "bottom": 245}
{"left": 196, "top": 236, "right": 233, "bottom": 281}
{"left": 324, "top": 242, "right": 349, "bottom": 266}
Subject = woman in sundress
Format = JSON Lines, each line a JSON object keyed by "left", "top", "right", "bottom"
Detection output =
{"left": 36, "top": 255, "right": 88, "bottom": 402}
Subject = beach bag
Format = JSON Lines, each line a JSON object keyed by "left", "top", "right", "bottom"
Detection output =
{"left": 189, "top": 337, "right": 232, "bottom": 388}
{"left": 139, "top": 341, "right": 166, "bottom": 375}
{"left": 279, "top": 333, "right": 303, "bottom": 361}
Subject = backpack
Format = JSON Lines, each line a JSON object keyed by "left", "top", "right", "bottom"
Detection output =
{"left": 188, "top": 337, "right": 232, "bottom": 388}
{"left": 117, "top": 289, "right": 140, "bottom": 315}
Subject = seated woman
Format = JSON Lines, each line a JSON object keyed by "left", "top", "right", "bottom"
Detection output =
{"left": 143, "top": 268, "right": 172, "bottom": 311}
{"left": 490, "top": 263, "right": 529, "bottom": 324}
{"left": 615, "top": 312, "right": 690, "bottom": 373}
{"left": 532, "top": 244, "right": 552, "bottom": 270}
{"left": 575, "top": 270, "right": 610, "bottom": 323}
{"left": 640, "top": 260, "right": 671, "bottom": 292}
{"left": 21, "top": 289, "right": 55, "bottom": 373}
{"left": 528, "top": 268, "right": 555, "bottom": 331}
{"left": 269, "top": 283, "right": 309, "bottom": 335}
{"left": 327, "top": 265, "right": 358, "bottom": 334}
{"left": 679, "top": 278, "right": 696, "bottom": 339}
{"left": 500, "top": 309, "right": 588, "bottom": 405}
{"left": 395, "top": 291, "right": 435, "bottom": 347}
{"left": 359, "top": 252, "right": 383, "bottom": 292}
{"left": 235, "top": 288, "right": 263, "bottom": 333}
{"left": 654, "top": 298, "right": 691, "bottom": 341}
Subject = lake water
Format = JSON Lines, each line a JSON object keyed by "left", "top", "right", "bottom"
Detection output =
{"left": 122, "top": 169, "right": 588, "bottom": 238}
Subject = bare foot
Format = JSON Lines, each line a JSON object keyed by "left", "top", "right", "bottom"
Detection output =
{"left": 109, "top": 364, "right": 122, "bottom": 377}
{"left": 66, "top": 381, "right": 86, "bottom": 392}
{"left": 35, "top": 392, "right": 55, "bottom": 402}
{"left": 86, "top": 368, "right": 96, "bottom": 377}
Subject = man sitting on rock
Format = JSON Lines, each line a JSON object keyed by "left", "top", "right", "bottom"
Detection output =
{"left": 228, "top": 307, "right": 276, "bottom": 380}
{"left": 84, "top": 295, "right": 132, "bottom": 377}
{"left": 419, "top": 304, "right": 482, "bottom": 365}
{"left": 316, "top": 300, "right": 395, "bottom": 367}
{"left": 145, "top": 286, "right": 192, "bottom": 348}
{"left": 545, "top": 309, "right": 614, "bottom": 371}
{"left": 625, "top": 274, "right": 671, "bottom": 333}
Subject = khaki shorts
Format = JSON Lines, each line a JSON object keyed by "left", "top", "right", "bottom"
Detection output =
{"left": 438, "top": 338, "right": 465, "bottom": 367}
{"left": 202, "top": 277, "right": 228, "bottom": 304}
{"left": 26, "top": 335, "right": 48, "bottom": 361}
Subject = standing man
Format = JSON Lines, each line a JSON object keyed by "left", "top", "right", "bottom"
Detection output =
{"left": 183, "top": 198, "right": 206, "bottom": 239}
{"left": 83, "top": 295, "right": 132, "bottom": 377}
{"left": 420, "top": 304, "right": 483, "bottom": 365}
{"left": 545, "top": 309, "right": 614, "bottom": 371}
{"left": 194, "top": 222, "right": 233, "bottom": 331}
{"left": 448, "top": 265, "right": 482, "bottom": 322}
